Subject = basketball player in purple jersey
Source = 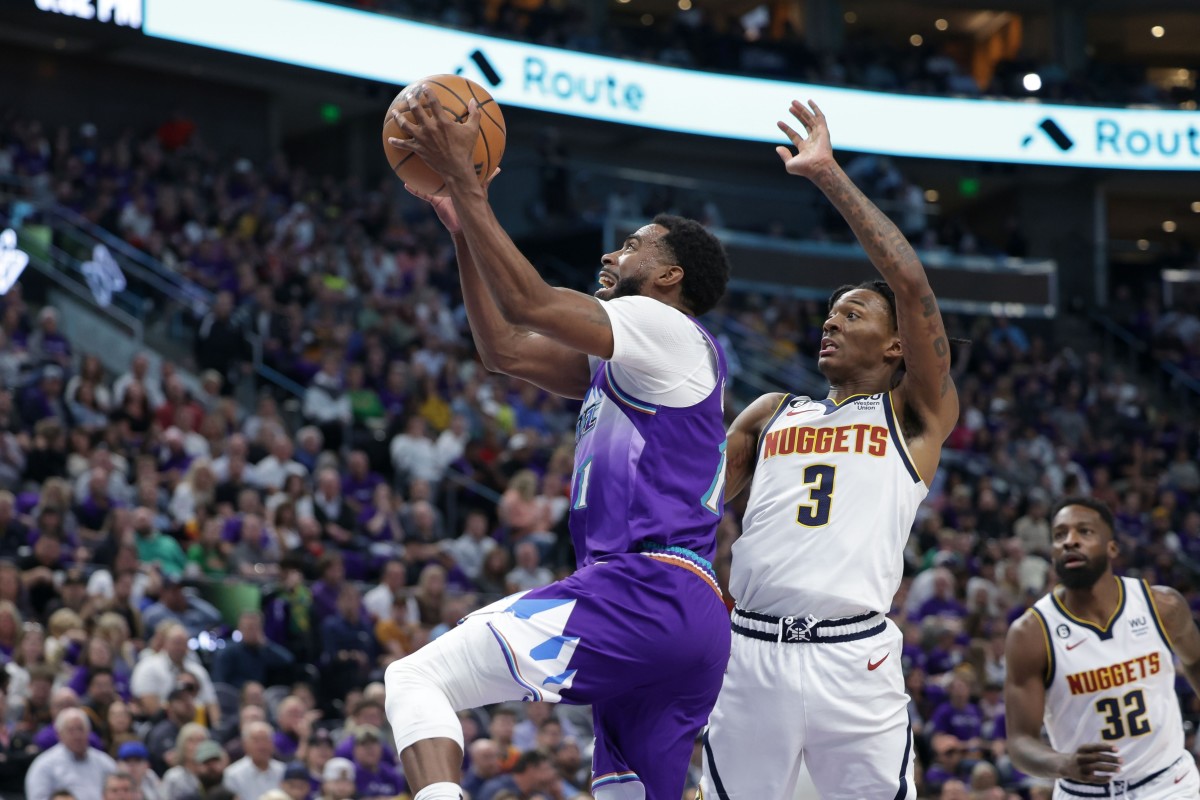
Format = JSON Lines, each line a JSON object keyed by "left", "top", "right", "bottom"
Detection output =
{"left": 384, "top": 86, "right": 733, "bottom": 800}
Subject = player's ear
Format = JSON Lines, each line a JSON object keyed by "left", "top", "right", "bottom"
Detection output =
{"left": 656, "top": 264, "right": 684, "bottom": 289}
{"left": 885, "top": 334, "right": 903, "bottom": 360}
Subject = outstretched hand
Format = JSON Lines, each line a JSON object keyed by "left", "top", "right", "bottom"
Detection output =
{"left": 387, "top": 84, "right": 481, "bottom": 183}
{"left": 405, "top": 167, "right": 501, "bottom": 234}
{"left": 776, "top": 99, "right": 835, "bottom": 179}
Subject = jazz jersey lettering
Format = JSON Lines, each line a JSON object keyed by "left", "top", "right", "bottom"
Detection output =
{"left": 730, "top": 392, "right": 927, "bottom": 618}
{"left": 568, "top": 318, "right": 728, "bottom": 568}
{"left": 1031, "top": 577, "right": 1183, "bottom": 782}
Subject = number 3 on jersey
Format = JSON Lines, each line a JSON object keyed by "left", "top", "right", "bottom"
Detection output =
{"left": 797, "top": 464, "right": 836, "bottom": 527}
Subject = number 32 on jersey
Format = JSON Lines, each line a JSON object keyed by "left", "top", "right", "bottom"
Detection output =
{"left": 797, "top": 464, "right": 836, "bottom": 527}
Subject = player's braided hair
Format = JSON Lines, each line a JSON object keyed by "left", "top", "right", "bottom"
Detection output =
{"left": 652, "top": 214, "right": 730, "bottom": 316}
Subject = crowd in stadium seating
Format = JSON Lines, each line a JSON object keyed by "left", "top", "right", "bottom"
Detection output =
{"left": 1113, "top": 284, "right": 1200, "bottom": 383}
{"left": 340, "top": 0, "right": 1193, "bottom": 108}
{"left": 2, "top": 107, "right": 1200, "bottom": 800}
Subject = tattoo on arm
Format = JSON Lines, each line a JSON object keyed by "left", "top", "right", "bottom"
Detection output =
{"left": 920, "top": 293, "right": 937, "bottom": 317}
{"left": 814, "top": 165, "right": 922, "bottom": 280}
{"left": 933, "top": 337, "right": 948, "bottom": 358}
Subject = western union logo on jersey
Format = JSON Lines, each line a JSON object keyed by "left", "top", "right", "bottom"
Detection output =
{"left": 761, "top": 424, "right": 889, "bottom": 460}
{"left": 1065, "top": 653, "right": 1161, "bottom": 695}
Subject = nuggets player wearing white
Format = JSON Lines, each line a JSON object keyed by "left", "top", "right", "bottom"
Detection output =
{"left": 699, "top": 101, "right": 959, "bottom": 800}
{"left": 733, "top": 392, "right": 926, "bottom": 618}
{"left": 1006, "top": 500, "right": 1200, "bottom": 800}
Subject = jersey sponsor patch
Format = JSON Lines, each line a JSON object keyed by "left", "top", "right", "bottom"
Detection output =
{"left": 1129, "top": 615, "right": 1151, "bottom": 637}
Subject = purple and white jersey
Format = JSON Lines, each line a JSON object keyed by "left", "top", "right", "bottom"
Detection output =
{"left": 568, "top": 298, "right": 728, "bottom": 567}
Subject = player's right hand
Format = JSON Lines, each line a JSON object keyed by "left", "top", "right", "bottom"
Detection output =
{"left": 404, "top": 167, "right": 500, "bottom": 233}
{"left": 1061, "top": 743, "right": 1122, "bottom": 784}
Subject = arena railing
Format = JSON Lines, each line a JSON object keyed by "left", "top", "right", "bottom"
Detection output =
{"left": 1089, "top": 311, "right": 1200, "bottom": 406}
{"left": 0, "top": 178, "right": 309, "bottom": 404}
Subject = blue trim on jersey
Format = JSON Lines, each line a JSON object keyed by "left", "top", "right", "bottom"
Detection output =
{"left": 1059, "top": 757, "right": 1179, "bottom": 796}
{"left": 892, "top": 722, "right": 913, "bottom": 800}
{"left": 604, "top": 363, "right": 658, "bottom": 415}
{"left": 818, "top": 392, "right": 874, "bottom": 415}
{"left": 638, "top": 541, "right": 717, "bottom": 580}
{"left": 1139, "top": 579, "right": 1175, "bottom": 653}
{"left": 702, "top": 729, "right": 732, "bottom": 800}
{"left": 1051, "top": 577, "right": 1125, "bottom": 641}
{"left": 755, "top": 394, "right": 793, "bottom": 460}
{"left": 1030, "top": 607, "right": 1056, "bottom": 687}
{"left": 881, "top": 392, "right": 922, "bottom": 484}
{"left": 485, "top": 622, "right": 543, "bottom": 702}
{"left": 700, "top": 439, "right": 727, "bottom": 516}
{"left": 591, "top": 772, "right": 640, "bottom": 791}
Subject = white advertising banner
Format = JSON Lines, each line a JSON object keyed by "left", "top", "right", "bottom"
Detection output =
{"left": 142, "top": 0, "right": 1200, "bottom": 171}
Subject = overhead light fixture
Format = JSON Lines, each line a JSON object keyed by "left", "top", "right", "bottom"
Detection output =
{"left": 1137, "top": 239, "right": 1150, "bottom": 251}
{"left": 844, "top": 11, "right": 857, "bottom": 23}
{"left": 1023, "top": 73, "right": 1042, "bottom": 92}
{"left": 935, "top": 19, "right": 949, "bottom": 31}
{"left": 678, "top": 0, "right": 692, "bottom": 9}
{"left": 1191, "top": 201, "right": 1200, "bottom": 213}
{"left": 924, "top": 190, "right": 939, "bottom": 203}
{"left": 641, "top": 13, "right": 654, "bottom": 25}
{"left": 910, "top": 34, "right": 924, "bottom": 46}
{"left": 1163, "top": 220, "right": 1177, "bottom": 233}
{"left": 1151, "top": 25, "right": 1165, "bottom": 38}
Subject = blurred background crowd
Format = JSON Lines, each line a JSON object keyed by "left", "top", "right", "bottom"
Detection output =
{"left": 0, "top": 0, "right": 1198, "bottom": 799}
{"left": 0, "top": 109, "right": 1198, "bottom": 800}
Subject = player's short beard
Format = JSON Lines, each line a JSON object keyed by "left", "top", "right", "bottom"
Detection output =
{"left": 608, "top": 273, "right": 648, "bottom": 301}
{"left": 1056, "top": 552, "right": 1110, "bottom": 590}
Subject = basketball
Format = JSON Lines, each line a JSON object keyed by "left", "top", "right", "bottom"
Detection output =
{"left": 381, "top": 74, "right": 506, "bottom": 196}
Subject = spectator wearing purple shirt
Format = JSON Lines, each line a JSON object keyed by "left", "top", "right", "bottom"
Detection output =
{"left": 310, "top": 553, "right": 347, "bottom": 622}
{"left": 929, "top": 677, "right": 983, "bottom": 744}
{"left": 347, "top": 727, "right": 406, "bottom": 800}
{"left": 27, "top": 308, "right": 72, "bottom": 368}
{"left": 67, "top": 638, "right": 131, "bottom": 701}
{"left": 923, "top": 732, "right": 968, "bottom": 790}
{"left": 914, "top": 571, "right": 968, "bottom": 621}
{"left": 341, "top": 451, "right": 383, "bottom": 515}
{"left": 32, "top": 687, "right": 105, "bottom": 753}
{"left": 332, "top": 701, "right": 397, "bottom": 767}
{"left": 272, "top": 696, "right": 311, "bottom": 762}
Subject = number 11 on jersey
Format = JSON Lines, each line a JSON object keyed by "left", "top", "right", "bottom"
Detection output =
{"left": 797, "top": 464, "right": 836, "bottom": 527}
{"left": 573, "top": 457, "right": 593, "bottom": 510}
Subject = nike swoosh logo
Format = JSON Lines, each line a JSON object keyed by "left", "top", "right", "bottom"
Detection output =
{"left": 1066, "top": 640, "right": 1085, "bottom": 650}
{"left": 867, "top": 653, "right": 889, "bottom": 670}
{"left": 786, "top": 410, "right": 805, "bottom": 416}
{"left": 1176, "top": 774, "right": 1187, "bottom": 784}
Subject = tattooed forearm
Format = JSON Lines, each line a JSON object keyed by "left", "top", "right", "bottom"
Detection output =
{"left": 812, "top": 164, "right": 923, "bottom": 284}
{"left": 920, "top": 293, "right": 937, "bottom": 317}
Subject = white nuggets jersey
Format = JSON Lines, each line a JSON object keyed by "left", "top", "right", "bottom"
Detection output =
{"left": 1031, "top": 577, "right": 1184, "bottom": 783}
{"left": 729, "top": 392, "right": 928, "bottom": 619}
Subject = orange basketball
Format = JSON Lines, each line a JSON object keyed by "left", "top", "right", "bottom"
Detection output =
{"left": 381, "top": 74, "right": 506, "bottom": 197}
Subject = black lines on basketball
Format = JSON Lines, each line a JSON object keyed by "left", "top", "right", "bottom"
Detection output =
{"left": 383, "top": 74, "right": 505, "bottom": 197}
{"left": 467, "top": 81, "right": 506, "bottom": 135}
{"left": 426, "top": 79, "right": 470, "bottom": 114}
{"left": 390, "top": 151, "right": 416, "bottom": 174}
